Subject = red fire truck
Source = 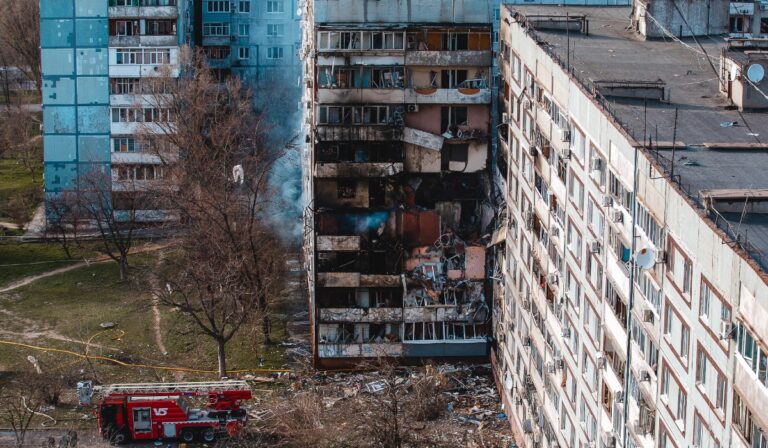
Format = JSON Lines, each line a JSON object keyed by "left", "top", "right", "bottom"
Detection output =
{"left": 77, "top": 380, "right": 253, "bottom": 445}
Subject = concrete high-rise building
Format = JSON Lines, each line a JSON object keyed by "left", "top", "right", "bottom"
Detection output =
{"left": 304, "top": 0, "right": 495, "bottom": 368}
{"left": 40, "top": 0, "right": 302, "bottom": 218}
{"left": 494, "top": 4, "right": 768, "bottom": 447}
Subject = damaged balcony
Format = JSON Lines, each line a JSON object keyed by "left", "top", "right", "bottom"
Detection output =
{"left": 405, "top": 73, "right": 491, "bottom": 105}
{"left": 317, "top": 65, "right": 406, "bottom": 104}
{"left": 315, "top": 162, "right": 403, "bottom": 178}
{"left": 315, "top": 142, "right": 404, "bottom": 177}
{"left": 316, "top": 250, "right": 402, "bottom": 274}
{"left": 319, "top": 308, "right": 404, "bottom": 323}
{"left": 405, "top": 51, "right": 492, "bottom": 67}
{"left": 402, "top": 321, "right": 488, "bottom": 357}
{"left": 316, "top": 125, "right": 403, "bottom": 142}
{"left": 404, "top": 87, "right": 491, "bottom": 104}
{"left": 318, "top": 323, "right": 403, "bottom": 358}
{"left": 405, "top": 29, "right": 492, "bottom": 66}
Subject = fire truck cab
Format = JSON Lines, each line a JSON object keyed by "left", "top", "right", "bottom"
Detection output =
{"left": 78, "top": 380, "right": 252, "bottom": 445}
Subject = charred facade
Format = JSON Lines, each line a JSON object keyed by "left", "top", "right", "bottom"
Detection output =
{"left": 304, "top": 0, "right": 495, "bottom": 367}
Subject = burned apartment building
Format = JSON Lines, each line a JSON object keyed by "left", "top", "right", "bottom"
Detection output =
{"left": 303, "top": 0, "right": 495, "bottom": 367}
{"left": 494, "top": 4, "right": 768, "bottom": 448}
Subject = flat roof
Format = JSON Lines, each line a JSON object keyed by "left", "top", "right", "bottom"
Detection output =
{"left": 506, "top": 5, "right": 768, "bottom": 270}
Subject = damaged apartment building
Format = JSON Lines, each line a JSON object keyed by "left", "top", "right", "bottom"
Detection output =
{"left": 304, "top": 0, "right": 496, "bottom": 367}
{"left": 493, "top": 2, "right": 768, "bottom": 448}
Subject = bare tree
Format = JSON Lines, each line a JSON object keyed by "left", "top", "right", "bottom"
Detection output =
{"left": 74, "top": 169, "right": 145, "bottom": 281}
{"left": 0, "top": 107, "right": 42, "bottom": 183}
{"left": 0, "top": 0, "right": 42, "bottom": 94}
{"left": 145, "top": 48, "right": 288, "bottom": 376}
{"left": 43, "top": 191, "right": 82, "bottom": 259}
{"left": 0, "top": 381, "right": 43, "bottom": 448}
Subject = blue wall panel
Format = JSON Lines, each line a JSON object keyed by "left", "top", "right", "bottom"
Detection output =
{"left": 40, "top": 20, "right": 75, "bottom": 48}
{"left": 42, "top": 77, "right": 77, "bottom": 105}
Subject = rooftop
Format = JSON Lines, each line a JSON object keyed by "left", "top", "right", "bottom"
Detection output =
{"left": 506, "top": 5, "right": 768, "bottom": 270}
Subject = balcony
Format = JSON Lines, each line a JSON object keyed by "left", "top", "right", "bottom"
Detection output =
{"left": 111, "top": 152, "right": 162, "bottom": 164}
{"left": 316, "top": 235, "right": 361, "bottom": 252}
{"left": 317, "top": 88, "right": 405, "bottom": 104}
{"left": 405, "top": 50, "right": 492, "bottom": 67}
{"left": 404, "top": 88, "right": 491, "bottom": 104}
{"left": 403, "top": 306, "right": 470, "bottom": 322}
{"left": 108, "top": 6, "right": 178, "bottom": 18}
{"left": 319, "top": 308, "right": 403, "bottom": 323}
{"left": 202, "top": 36, "right": 232, "bottom": 47}
{"left": 734, "top": 355, "right": 768, "bottom": 424}
{"left": 318, "top": 342, "right": 403, "bottom": 358}
{"left": 317, "top": 272, "right": 402, "bottom": 288}
{"left": 315, "top": 162, "right": 403, "bottom": 178}
{"left": 315, "top": 125, "right": 403, "bottom": 142}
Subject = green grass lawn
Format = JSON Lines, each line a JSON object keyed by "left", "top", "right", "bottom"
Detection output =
{"left": 0, "top": 241, "right": 108, "bottom": 287}
{"left": 0, "top": 249, "right": 289, "bottom": 381}
{"left": 0, "top": 158, "right": 42, "bottom": 221}
{"left": 0, "top": 241, "right": 81, "bottom": 287}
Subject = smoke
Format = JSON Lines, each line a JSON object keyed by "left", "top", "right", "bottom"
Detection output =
{"left": 254, "top": 75, "right": 305, "bottom": 247}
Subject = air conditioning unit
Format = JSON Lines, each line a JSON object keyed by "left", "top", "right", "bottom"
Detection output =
{"left": 602, "top": 195, "right": 614, "bottom": 207}
{"left": 656, "top": 250, "right": 668, "bottom": 264}
{"left": 590, "top": 241, "right": 601, "bottom": 254}
{"left": 523, "top": 336, "right": 531, "bottom": 347}
{"left": 614, "top": 391, "right": 625, "bottom": 404}
{"left": 548, "top": 273, "right": 559, "bottom": 285}
{"left": 406, "top": 104, "right": 419, "bottom": 113}
{"left": 561, "top": 129, "right": 571, "bottom": 142}
{"left": 560, "top": 147, "right": 571, "bottom": 159}
{"left": 643, "top": 309, "right": 655, "bottom": 323}
{"left": 551, "top": 226, "right": 560, "bottom": 238}
{"left": 521, "top": 298, "right": 531, "bottom": 311}
{"left": 230, "top": 34, "right": 238, "bottom": 41}
{"left": 590, "top": 158, "right": 603, "bottom": 172}
{"left": 719, "top": 320, "right": 734, "bottom": 340}
{"left": 554, "top": 357, "right": 564, "bottom": 370}
{"left": 502, "top": 112, "right": 511, "bottom": 124}
{"left": 522, "top": 98, "right": 531, "bottom": 110}
{"left": 546, "top": 362, "right": 556, "bottom": 374}
{"left": 639, "top": 369, "right": 651, "bottom": 382}
{"left": 529, "top": 146, "right": 539, "bottom": 157}
{"left": 561, "top": 328, "right": 571, "bottom": 338}
{"left": 612, "top": 210, "right": 624, "bottom": 223}
{"left": 597, "top": 354, "right": 607, "bottom": 369}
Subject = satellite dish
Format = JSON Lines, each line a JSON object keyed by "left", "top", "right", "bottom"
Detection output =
{"left": 635, "top": 246, "right": 656, "bottom": 270}
{"left": 747, "top": 64, "right": 765, "bottom": 84}
{"left": 730, "top": 65, "right": 740, "bottom": 82}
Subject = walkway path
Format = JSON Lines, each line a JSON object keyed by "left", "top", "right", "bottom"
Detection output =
{"left": 0, "top": 242, "right": 170, "bottom": 294}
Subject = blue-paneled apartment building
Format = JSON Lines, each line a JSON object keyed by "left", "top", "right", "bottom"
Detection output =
{"left": 40, "top": 0, "right": 301, "bottom": 218}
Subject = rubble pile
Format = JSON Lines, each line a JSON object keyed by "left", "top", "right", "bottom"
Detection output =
{"left": 253, "top": 363, "right": 513, "bottom": 447}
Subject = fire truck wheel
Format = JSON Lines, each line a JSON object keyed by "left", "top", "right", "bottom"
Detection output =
{"left": 202, "top": 428, "right": 217, "bottom": 443}
{"left": 180, "top": 429, "right": 195, "bottom": 443}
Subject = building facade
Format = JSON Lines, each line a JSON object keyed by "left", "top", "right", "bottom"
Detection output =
{"left": 41, "top": 0, "right": 302, "bottom": 217}
{"left": 494, "top": 4, "right": 768, "bottom": 448}
{"left": 305, "top": 0, "right": 495, "bottom": 367}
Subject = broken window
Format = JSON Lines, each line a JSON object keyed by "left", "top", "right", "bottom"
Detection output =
{"left": 441, "top": 144, "right": 469, "bottom": 171}
{"left": 441, "top": 69, "right": 468, "bottom": 88}
{"left": 336, "top": 179, "right": 356, "bottom": 199}
{"left": 442, "top": 32, "right": 468, "bottom": 50}
{"left": 440, "top": 106, "right": 468, "bottom": 132}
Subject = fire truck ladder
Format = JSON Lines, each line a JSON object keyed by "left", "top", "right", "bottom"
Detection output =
{"left": 95, "top": 381, "right": 251, "bottom": 396}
